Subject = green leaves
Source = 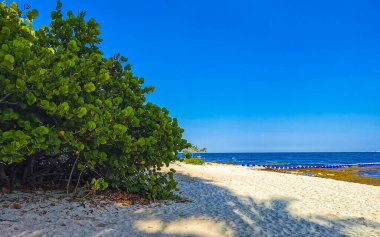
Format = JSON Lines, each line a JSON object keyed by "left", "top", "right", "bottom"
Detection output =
{"left": 16, "top": 79, "right": 26, "bottom": 90}
{"left": 84, "top": 82, "right": 96, "bottom": 93}
{"left": 87, "top": 121, "right": 96, "bottom": 131}
{"left": 33, "top": 126, "right": 49, "bottom": 136}
{"left": 122, "top": 106, "right": 134, "bottom": 118}
{"left": 0, "top": 1, "right": 189, "bottom": 199}
{"left": 113, "top": 124, "right": 127, "bottom": 137}
{"left": 68, "top": 40, "right": 79, "bottom": 52}
{"left": 26, "top": 9, "right": 39, "bottom": 21}
{"left": 104, "top": 99, "right": 112, "bottom": 108}
{"left": 26, "top": 92, "right": 37, "bottom": 105}
{"left": 59, "top": 85, "right": 69, "bottom": 95}
{"left": 39, "top": 68, "right": 46, "bottom": 75}
{"left": 2, "top": 54, "right": 15, "bottom": 70}
{"left": 57, "top": 102, "right": 70, "bottom": 116}
{"left": 91, "top": 178, "right": 109, "bottom": 193}
{"left": 4, "top": 54, "right": 14, "bottom": 63}
{"left": 76, "top": 107, "right": 87, "bottom": 118}
{"left": 99, "top": 69, "right": 110, "bottom": 84}
{"left": 10, "top": 2, "right": 18, "bottom": 11}
{"left": 1, "top": 109, "right": 19, "bottom": 121}
{"left": 1, "top": 27, "right": 11, "bottom": 36}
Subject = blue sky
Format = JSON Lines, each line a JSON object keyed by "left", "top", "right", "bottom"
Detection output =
{"left": 18, "top": 0, "right": 380, "bottom": 152}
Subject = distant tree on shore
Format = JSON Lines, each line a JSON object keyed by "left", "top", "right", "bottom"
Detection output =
{"left": 183, "top": 146, "right": 207, "bottom": 158}
{"left": 0, "top": 1, "right": 189, "bottom": 199}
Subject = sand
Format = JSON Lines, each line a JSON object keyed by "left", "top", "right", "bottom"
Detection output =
{"left": 1, "top": 162, "right": 380, "bottom": 237}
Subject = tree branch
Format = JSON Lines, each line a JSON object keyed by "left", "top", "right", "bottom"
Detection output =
{"left": 66, "top": 156, "right": 79, "bottom": 196}
{"left": 1, "top": 101, "right": 18, "bottom": 105}
{"left": 0, "top": 93, "right": 12, "bottom": 104}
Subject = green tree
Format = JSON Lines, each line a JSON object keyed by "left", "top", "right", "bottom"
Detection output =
{"left": 0, "top": 1, "right": 189, "bottom": 199}
{"left": 183, "top": 145, "right": 207, "bottom": 158}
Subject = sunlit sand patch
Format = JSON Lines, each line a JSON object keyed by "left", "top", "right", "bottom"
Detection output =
{"left": 233, "top": 209, "right": 255, "bottom": 225}
{"left": 135, "top": 217, "right": 234, "bottom": 237}
{"left": 93, "top": 228, "right": 117, "bottom": 237}
{"left": 134, "top": 219, "right": 164, "bottom": 234}
{"left": 344, "top": 226, "right": 380, "bottom": 237}
{"left": 13, "top": 230, "right": 44, "bottom": 237}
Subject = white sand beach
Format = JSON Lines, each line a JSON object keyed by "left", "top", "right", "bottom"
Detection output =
{"left": 1, "top": 162, "right": 380, "bottom": 237}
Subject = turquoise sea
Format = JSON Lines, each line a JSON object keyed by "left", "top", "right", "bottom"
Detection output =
{"left": 179, "top": 152, "right": 380, "bottom": 178}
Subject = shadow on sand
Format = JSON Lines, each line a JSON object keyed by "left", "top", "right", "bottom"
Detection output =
{"left": 5, "top": 172, "right": 380, "bottom": 237}
{"left": 129, "top": 173, "right": 380, "bottom": 237}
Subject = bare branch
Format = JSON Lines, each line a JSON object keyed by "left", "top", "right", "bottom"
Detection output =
{"left": 0, "top": 101, "right": 18, "bottom": 105}
{"left": 0, "top": 93, "right": 12, "bottom": 104}
{"left": 74, "top": 170, "right": 83, "bottom": 194}
{"left": 66, "top": 156, "right": 79, "bottom": 196}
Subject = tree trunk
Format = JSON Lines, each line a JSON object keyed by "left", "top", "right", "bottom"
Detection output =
{"left": 0, "top": 164, "right": 10, "bottom": 188}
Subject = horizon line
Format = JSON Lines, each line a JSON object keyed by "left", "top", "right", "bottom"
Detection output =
{"left": 179, "top": 151, "right": 380, "bottom": 153}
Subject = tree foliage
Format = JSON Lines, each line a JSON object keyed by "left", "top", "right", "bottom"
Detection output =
{"left": 183, "top": 145, "right": 207, "bottom": 158}
{"left": 183, "top": 157, "right": 205, "bottom": 165}
{"left": 0, "top": 1, "right": 189, "bottom": 199}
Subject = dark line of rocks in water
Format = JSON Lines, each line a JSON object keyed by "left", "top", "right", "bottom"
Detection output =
{"left": 241, "top": 163, "right": 380, "bottom": 169}
{"left": 238, "top": 163, "right": 380, "bottom": 186}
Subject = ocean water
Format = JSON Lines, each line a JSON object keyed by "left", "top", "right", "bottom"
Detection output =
{"left": 179, "top": 152, "right": 380, "bottom": 178}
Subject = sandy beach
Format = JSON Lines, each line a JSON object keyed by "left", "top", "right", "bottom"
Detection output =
{"left": 1, "top": 162, "right": 380, "bottom": 237}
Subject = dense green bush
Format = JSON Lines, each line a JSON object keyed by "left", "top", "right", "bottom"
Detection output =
{"left": 183, "top": 158, "right": 205, "bottom": 165}
{"left": 0, "top": 1, "right": 189, "bottom": 199}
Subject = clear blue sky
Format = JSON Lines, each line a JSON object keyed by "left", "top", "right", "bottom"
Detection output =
{"left": 19, "top": 0, "right": 380, "bottom": 152}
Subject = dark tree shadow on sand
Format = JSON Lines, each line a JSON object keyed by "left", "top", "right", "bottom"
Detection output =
{"left": 6, "top": 172, "right": 379, "bottom": 237}
{"left": 127, "top": 173, "right": 380, "bottom": 237}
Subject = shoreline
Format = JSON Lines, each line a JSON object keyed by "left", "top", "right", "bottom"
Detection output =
{"left": 203, "top": 161, "right": 380, "bottom": 186}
